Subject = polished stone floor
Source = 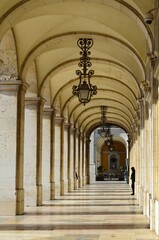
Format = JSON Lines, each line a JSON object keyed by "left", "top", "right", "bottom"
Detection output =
{"left": 0, "top": 181, "right": 159, "bottom": 239}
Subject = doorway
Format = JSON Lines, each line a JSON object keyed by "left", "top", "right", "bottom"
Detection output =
{"left": 108, "top": 153, "right": 119, "bottom": 171}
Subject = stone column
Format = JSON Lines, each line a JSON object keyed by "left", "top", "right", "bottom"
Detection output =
{"left": 74, "top": 128, "right": 78, "bottom": 190}
{"left": 126, "top": 136, "right": 131, "bottom": 184}
{"left": 155, "top": 43, "right": 159, "bottom": 235}
{"left": 82, "top": 135, "right": 84, "bottom": 186}
{"left": 42, "top": 108, "right": 53, "bottom": 201}
{"left": 150, "top": 78, "right": 158, "bottom": 231}
{"left": 82, "top": 135, "right": 86, "bottom": 185}
{"left": 136, "top": 125, "right": 141, "bottom": 199}
{"left": 24, "top": 97, "right": 42, "bottom": 207}
{"left": 0, "top": 80, "right": 28, "bottom": 215}
{"left": 63, "top": 122, "right": 69, "bottom": 193}
{"left": 143, "top": 101, "right": 151, "bottom": 217}
{"left": 89, "top": 133, "right": 96, "bottom": 183}
{"left": 36, "top": 98, "right": 45, "bottom": 206}
{"left": 60, "top": 118, "right": 64, "bottom": 195}
{"left": 78, "top": 132, "right": 83, "bottom": 187}
{"left": 16, "top": 82, "right": 29, "bottom": 214}
{"left": 68, "top": 124, "right": 75, "bottom": 191}
{"left": 50, "top": 110, "right": 56, "bottom": 199}
{"left": 129, "top": 128, "right": 138, "bottom": 195}
{"left": 60, "top": 118, "right": 69, "bottom": 195}
{"left": 85, "top": 137, "right": 90, "bottom": 184}
{"left": 54, "top": 116, "right": 63, "bottom": 197}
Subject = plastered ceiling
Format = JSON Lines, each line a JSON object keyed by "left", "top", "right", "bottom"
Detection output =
{"left": 0, "top": 0, "right": 155, "bottom": 135}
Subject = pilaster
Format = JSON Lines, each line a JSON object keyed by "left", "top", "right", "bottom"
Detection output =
{"left": 50, "top": 110, "right": 56, "bottom": 199}
{"left": 90, "top": 133, "right": 96, "bottom": 183}
{"left": 85, "top": 137, "right": 90, "bottom": 184}
{"left": 150, "top": 78, "right": 158, "bottom": 230}
{"left": 60, "top": 118, "right": 69, "bottom": 195}
{"left": 63, "top": 122, "right": 69, "bottom": 193}
{"left": 78, "top": 132, "right": 83, "bottom": 188}
{"left": 36, "top": 98, "right": 46, "bottom": 206}
{"left": 74, "top": 128, "right": 78, "bottom": 190}
{"left": 143, "top": 102, "right": 150, "bottom": 216}
{"left": 54, "top": 115, "right": 63, "bottom": 198}
{"left": 16, "top": 82, "right": 29, "bottom": 214}
{"left": 68, "top": 123, "right": 75, "bottom": 192}
{"left": 24, "top": 97, "right": 43, "bottom": 207}
{"left": 0, "top": 80, "right": 28, "bottom": 215}
{"left": 82, "top": 135, "right": 87, "bottom": 186}
{"left": 42, "top": 108, "right": 53, "bottom": 201}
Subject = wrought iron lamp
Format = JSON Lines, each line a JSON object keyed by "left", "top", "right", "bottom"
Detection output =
{"left": 105, "top": 127, "right": 113, "bottom": 145}
{"left": 98, "top": 106, "right": 109, "bottom": 138}
{"left": 72, "top": 38, "right": 97, "bottom": 105}
{"left": 98, "top": 106, "right": 114, "bottom": 151}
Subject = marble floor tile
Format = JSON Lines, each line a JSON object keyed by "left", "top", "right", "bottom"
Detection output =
{"left": 0, "top": 181, "right": 158, "bottom": 239}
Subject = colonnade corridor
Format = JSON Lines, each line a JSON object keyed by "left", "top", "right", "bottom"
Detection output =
{"left": 0, "top": 182, "right": 158, "bottom": 240}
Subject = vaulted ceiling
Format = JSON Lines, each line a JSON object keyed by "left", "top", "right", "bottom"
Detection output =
{"left": 0, "top": 0, "right": 155, "bottom": 135}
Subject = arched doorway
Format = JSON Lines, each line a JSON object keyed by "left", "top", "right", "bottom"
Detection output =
{"left": 108, "top": 153, "right": 120, "bottom": 171}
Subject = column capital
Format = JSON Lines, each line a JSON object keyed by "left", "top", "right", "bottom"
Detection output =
{"left": 43, "top": 107, "right": 53, "bottom": 116}
{"left": 64, "top": 122, "right": 70, "bottom": 130}
{"left": 25, "top": 97, "right": 46, "bottom": 106}
{"left": 0, "top": 79, "right": 29, "bottom": 92}
{"left": 55, "top": 116, "right": 63, "bottom": 125}
{"left": 141, "top": 82, "right": 151, "bottom": 99}
{"left": 148, "top": 53, "right": 157, "bottom": 69}
{"left": 80, "top": 132, "right": 84, "bottom": 140}
{"left": 69, "top": 124, "right": 76, "bottom": 133}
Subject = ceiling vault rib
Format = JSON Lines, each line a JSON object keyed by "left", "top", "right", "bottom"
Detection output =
{"left": 20, "top": 32, "right": 146, "bottom": 80}
{"left": 40, "top": 59, "right": 141, "bottom": 99}
{"left": 83, "top": 117, "right": 130, "bottom": 133}
{"left": 0, "top": 0, "right": 154, "bottom": 53}
{"left": 74, "top": 107, "right": 132, "bottom": 126}
{"left": 68, "top": 98, "right": 135, "bottom": 122}
{"left": 87, "top": 122, "right": 128, "bottom": 137}
{"left": 79, "top": 112, "right": 131, "bottom": 130}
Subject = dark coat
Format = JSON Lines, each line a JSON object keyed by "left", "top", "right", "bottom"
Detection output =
{"left": 131, "top": 168, "right": 135, "bottom": 182}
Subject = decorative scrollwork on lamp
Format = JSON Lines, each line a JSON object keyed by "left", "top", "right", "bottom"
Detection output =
{"left": 72, "top": 38, "right": 97, "bottom": 105}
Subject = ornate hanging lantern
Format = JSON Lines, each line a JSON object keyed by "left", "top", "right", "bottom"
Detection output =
{"left": 72, "top": 38, "right": 97, "bottom": 105}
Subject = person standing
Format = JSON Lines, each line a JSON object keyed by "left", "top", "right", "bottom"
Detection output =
{"left": 130, "top": 167, "right": 135, "bottom": 195}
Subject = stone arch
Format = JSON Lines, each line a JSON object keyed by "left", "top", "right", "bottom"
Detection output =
{"left": 0, "top": 30, "right": 18, "bottom": 80}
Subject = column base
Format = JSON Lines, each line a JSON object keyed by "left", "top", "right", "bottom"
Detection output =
{"left": 150, "top": 197, "right": 155, "bottom": 230}
{"left": 89, "top": 163, "right": 96, "bottom": 183}
{"left": 74, "top": 178, "right": 78, "bottom": 190}
{"left": 143, "top": 190, "right": 149, "bottom": 216}
{"left": 37, "top": 184, "right": 43, "bottom": 206}
{"left": 85, "top": 176, "right": 89, "bottom": 184}
{"left": 68, "top": 178, "right": 73, "bottom": 192}
{"left": 135, "top": 182, "right": 139, "bottom": 198}
{"left": 50, "top": 182, "right": 55, "bottom": 200}
{"left": 155, "top": 200, "right": 159, "bottom": 236}
{"left": 50, "top": 182, "right": 60, "bottom": 199}
{"left": 16, "top": 188, "right": 24, "bottom": 215}
{"left": 82, "top": 176, "right": 85, "bottom": 186}
{"left": 82, "top": 176, "right": 87, "bottom": 186}
{"left": 78, "top": 177, "right": 82, "bottom": 188}
{"left": 139, "top": 185, "right": 144, "bottom": 208}
{"left": 60, "top": 180, "right": 64, "bottom": 195}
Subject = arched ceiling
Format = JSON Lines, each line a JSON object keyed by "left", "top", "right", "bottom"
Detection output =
{"left": 96, "top": 134, "right": 127, "bottom": 150}
{"left": 0, "top": 0, "right": 155, "bottom": 135}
